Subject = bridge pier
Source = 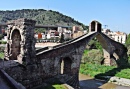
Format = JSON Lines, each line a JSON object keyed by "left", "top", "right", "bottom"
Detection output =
{"left": 4, "top": 18, "right": 36, "bottom": 64}
{"left": 103, "top": 49, "right": 111, "bottom": 65}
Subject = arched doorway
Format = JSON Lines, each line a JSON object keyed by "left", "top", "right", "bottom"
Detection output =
{"left": 91, "top": 21, "right": 96, "bottom": 31}
{"left": 10, "top": 29, "right": 21, "bottom": 60}
{"left": 97, "top": 23, "right": 101, "bottom": 32}
{"left": 60, "top": 57, "right": 72, "bottom": 74}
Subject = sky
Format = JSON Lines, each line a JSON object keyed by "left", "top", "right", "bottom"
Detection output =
{"left": 0, "top": 0, "right": 130, "bottom": 33}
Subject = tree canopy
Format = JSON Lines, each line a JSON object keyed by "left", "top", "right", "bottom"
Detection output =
{"left": 0, "top": 9, "right": 88, "bottom": 30}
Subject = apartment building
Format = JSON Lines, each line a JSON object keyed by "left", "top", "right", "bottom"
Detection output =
{"left": 102, "top": 29, "right": 127, "bottom": 44}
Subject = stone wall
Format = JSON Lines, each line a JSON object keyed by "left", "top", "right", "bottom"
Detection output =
{"left": 4, "top": 18, "right": 36, "bottom": 64}
{"left": 3, "top": 19, "right": 128, "bottom": 89}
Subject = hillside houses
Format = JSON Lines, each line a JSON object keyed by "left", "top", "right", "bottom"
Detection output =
{"left": 102, "top": 29, "right": 127, "bottom": 44}
{"left": 34, "top": 26, "right": 85, "bottom": 42}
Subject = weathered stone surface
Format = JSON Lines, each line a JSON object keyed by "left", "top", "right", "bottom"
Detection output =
{"left": 2, "top": 19, "right": 128, "bottom": 89}
{"left": 4, "top": 18, "right": 36, "bottom": 64}
{"left": 109, "top": 77, "right": 130, "bottom": 86}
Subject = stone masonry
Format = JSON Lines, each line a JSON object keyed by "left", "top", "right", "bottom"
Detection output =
{"left": 2, "top": 19, "right": 128, "bottom": 89}
{"left": 4, "top": 18, "right": 36, "bottom": 64}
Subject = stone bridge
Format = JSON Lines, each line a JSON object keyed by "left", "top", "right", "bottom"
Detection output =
{"left": 0, "top": 18, "right": 128, "bottom": 89}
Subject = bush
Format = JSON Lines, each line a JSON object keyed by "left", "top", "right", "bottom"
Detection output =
{"left": 0, "top": 34, "right": 4, "bottom": 40}
{"left": 0, "top": 40, "right": 7, "bottom": 44}
{"left": 38, "top": 84, "right": 67, "bottom": 89}
{"left": 115, "top": 69, "right": 130, "bottom": 79}
{"left": 80, "top": 63, "right": 115, "bottom": 77}
{"left": 80, "top": 62, "right": 130, "bottom": 79}
{"left": 0, "top": 47, "right": 5, "bottom": 52}
{"left": 81, "top": 49, "right": 103, "bottom": 64}
{"left": 0, "top": 47, "right": 5, "bottom": 59}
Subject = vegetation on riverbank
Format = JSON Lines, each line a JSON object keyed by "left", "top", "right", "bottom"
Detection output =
{"left": 37, "top": 84, "right": 67, "bottom": 89}
{"left": 80, "top": 38, "right": 130, "bottom": 80}
{"left": 0, "top": 46, "right": 5, "bottom": 59}
{"left": 0, "top": 52, "right": 4, "bottom": 59}
{"left": 80, "top": 46, "right": 130, "bottom": 80}
{"left": 80, "top": 63, "right": 115, "bottom": 78}
{"left": 80, "top": 62, "right": 130, "bottom": 80}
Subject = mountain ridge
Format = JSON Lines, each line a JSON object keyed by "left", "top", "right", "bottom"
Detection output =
{"left": 0, "top": 9, "right": 88, "bottom": 30}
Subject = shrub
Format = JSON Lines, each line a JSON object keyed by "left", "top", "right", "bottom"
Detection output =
{"left": 80, "top": 62, "right": 130, "bottom": 79}
{"left": 81, "top": 49, "right": 103, "bottom": 64}
{"left": 0, "top": 34, "right": 4, "bottom": 40}
{"left": 38, "top": 84, "right": 67, "bottom": 89}
{"left": 0, "top": 40, "right": 7, "bottom": 44}
{"left": 80, "top": 63, "right": 116, "bottom": 77}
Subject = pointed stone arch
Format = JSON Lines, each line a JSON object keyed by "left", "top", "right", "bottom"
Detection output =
{"left": 87, "top": 20, "right": 127, "bottom": 66}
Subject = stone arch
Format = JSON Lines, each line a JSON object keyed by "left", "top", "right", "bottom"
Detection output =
{"left": 96, "top": 34, "right": 108, "bottom": 50}
{"left": 10, "top": 29, "right": 21, "bottom": 60}
{"left": 88, "top": 20, "right": 120, "bottom": 65}
{"left": 60, "top": 57, "right": 72, "bottom": 74}
{"left": 95, "top": 33, "right": 117, "bottom": 65}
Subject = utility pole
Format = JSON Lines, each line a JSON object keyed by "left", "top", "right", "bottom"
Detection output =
{"left": 103, "top": 25, "right": 108, "bottom": 29}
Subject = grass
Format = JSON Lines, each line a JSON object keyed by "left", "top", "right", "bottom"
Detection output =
{"left": 53, "top": 85, "right": 67, "bottom": 89}
{"left": 0, "top": 52, "right": 4, "bottom": 59}
{"left": 0, "top": 46, "right": 5, "bottom": 59}
{"left": 115, "top": 68, "right": 130, "bottom": 79}
{"left": 80, "top": 62, "right": 130, "bottom": 79}
{"left": 80, "top": 62, "right": 115, "bottom": 77}
{"left": 38, "top": 84, "right": 67, "bottom": 89}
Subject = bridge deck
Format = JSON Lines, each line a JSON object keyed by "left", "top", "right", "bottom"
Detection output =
{"left": 36, "top": 31, "right": 97, "bottom": 55}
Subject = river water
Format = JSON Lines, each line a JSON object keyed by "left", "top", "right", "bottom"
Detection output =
{"left": 79, "top": 73, "right": 130, "bottom": 89}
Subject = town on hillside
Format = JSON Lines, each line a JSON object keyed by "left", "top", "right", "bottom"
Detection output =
{"left": 0, "top": 24, "right": 128, "bottom": 45}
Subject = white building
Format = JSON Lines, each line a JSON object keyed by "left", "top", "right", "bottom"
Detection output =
{"left": 102, "top": 29, "right": 127, "bottom": 44}
{"left": 113, "top": 32, "right": 127, "bottom": 44}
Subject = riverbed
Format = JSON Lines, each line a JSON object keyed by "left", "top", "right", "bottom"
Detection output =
{"left": 79, "top": 73, "right": 130, "bottom": 89}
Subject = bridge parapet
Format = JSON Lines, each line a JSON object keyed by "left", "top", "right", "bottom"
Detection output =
{"left": 89, "top": 20, "right": 102, "bottom": 33}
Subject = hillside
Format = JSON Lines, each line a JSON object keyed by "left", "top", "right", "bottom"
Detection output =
{"left": 0, "top": 9, "right": 88, "bottom": 30}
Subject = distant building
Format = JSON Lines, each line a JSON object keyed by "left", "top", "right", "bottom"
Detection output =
{"left": 102, "top": 29, "right": 127, "bottom": 44}
{"left": 0, "top": 24, "right": 7, "bottom": 34}
{"left": 34, "top": 25, "right": 86, "bottom": 42}
{"left": 72, "top": 26, "right": 84, "bottom": 38}
{"left": 114, "top": 31, "right": 127, "bottom": 44}
{"left": 72, "top": 26, "right": 80, "bottom": 33}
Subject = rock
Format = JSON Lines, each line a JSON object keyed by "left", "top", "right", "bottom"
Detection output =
{"left": 109, "top": 76, "right": 130, "bottom": 86}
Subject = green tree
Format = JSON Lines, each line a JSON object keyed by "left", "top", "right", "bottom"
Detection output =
{"left": 125, "top": 34, "right": 130, "bottom": 64}
{"left": 59, "top": 33, "right": 64, "bottom": 43}
{"left": 0, "top": 34, "right": 4, "bottom": 40}
{"left": 125, "top": 34, "right": 130, "bottom": 47}
{"left": 0, "top": 9, "right": 88, "bottom": 32}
